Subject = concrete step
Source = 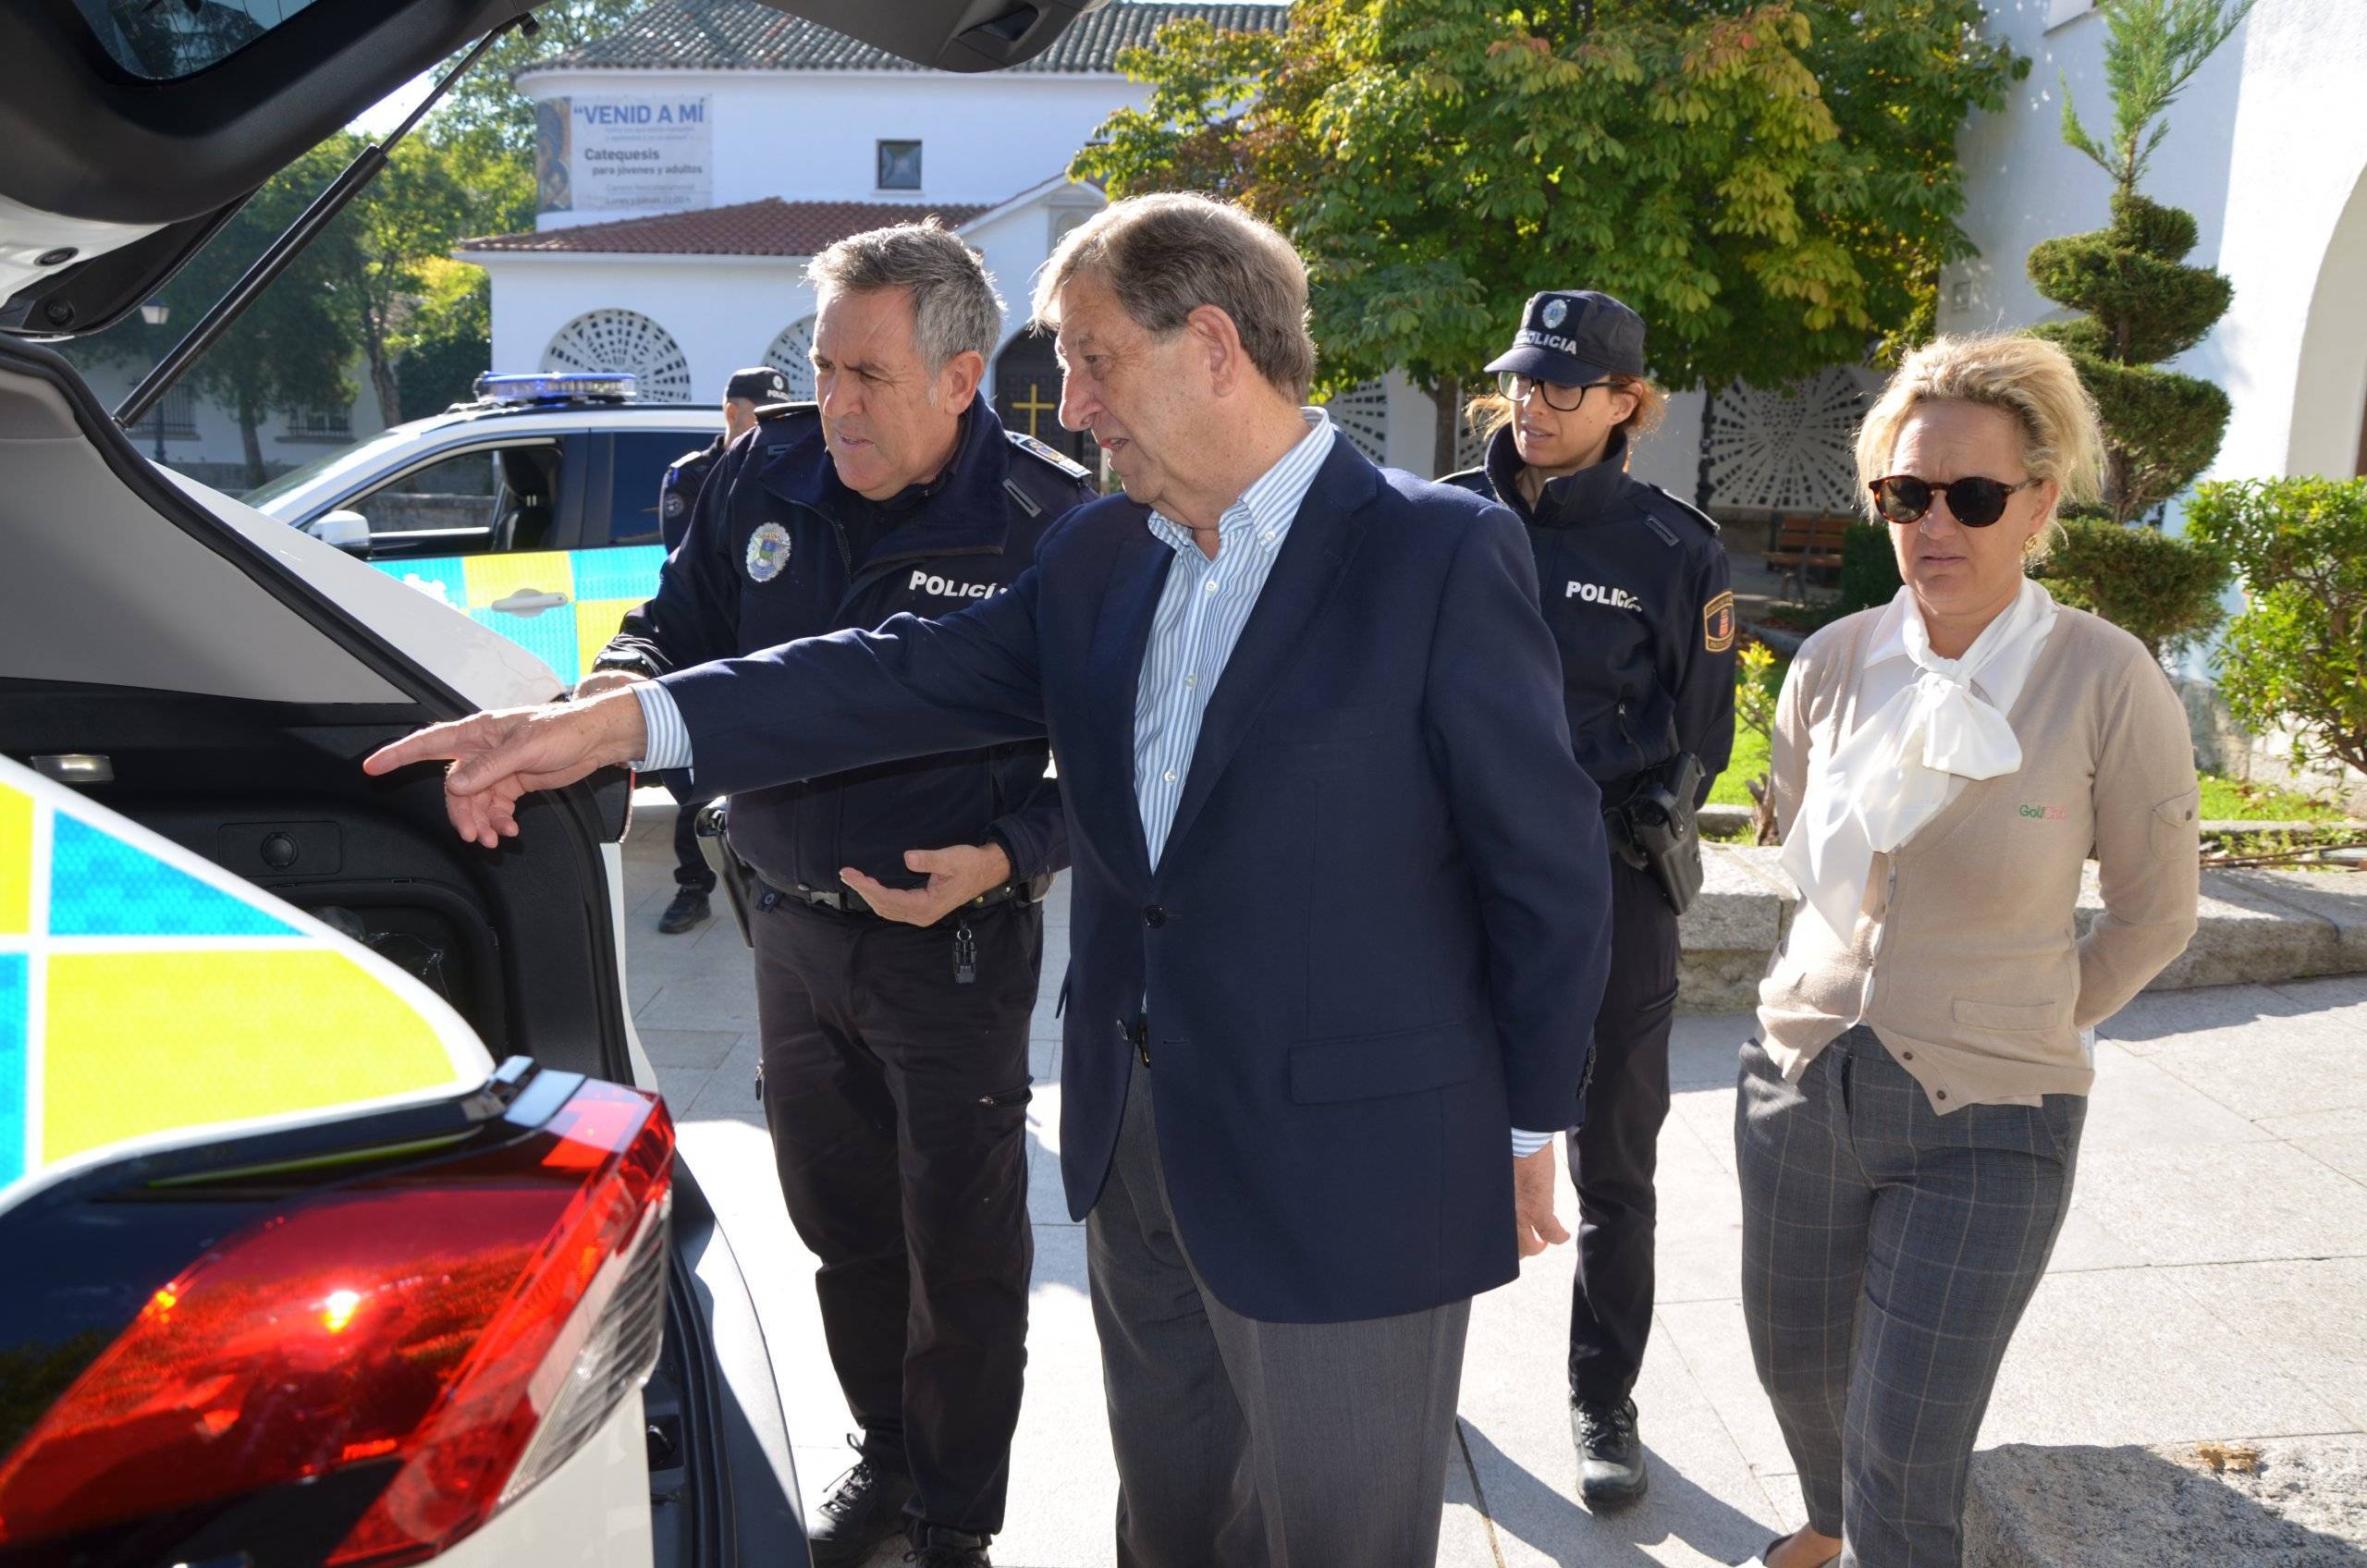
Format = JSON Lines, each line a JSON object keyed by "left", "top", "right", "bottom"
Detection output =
{"left": 1678, "top": 850, "right": 2367, "bottom": 1014}
{"left": 1965, "top": 1440, "right": 2367, "bottom": 1566}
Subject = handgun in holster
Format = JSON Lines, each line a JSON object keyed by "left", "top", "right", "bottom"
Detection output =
{"left": 693, "top": 802, "right": 756, "bottom": 948}
{"left": 1607, "top": 752, "right": 1706, "bottom": 916}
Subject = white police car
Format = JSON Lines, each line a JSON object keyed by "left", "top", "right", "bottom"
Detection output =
{"left": 247, "top": 373, "right": 720, "bottom": 688}
{"left": 0, "top": 2, "right": 1099, "bottom": 1564}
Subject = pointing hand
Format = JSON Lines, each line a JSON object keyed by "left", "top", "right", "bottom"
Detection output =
{"left": 362, "top": 688, "right": 650, "bottom": 848}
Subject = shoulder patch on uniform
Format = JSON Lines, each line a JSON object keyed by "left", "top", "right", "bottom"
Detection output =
{"left": 1640, "top": 482, "right": 1720, "bottom": 538}
{"left": 1703, "top": 590, "right": 1737, "bottom": 655}
{"left": 1006, "top": 428, "right": 1093, "bottom": 482}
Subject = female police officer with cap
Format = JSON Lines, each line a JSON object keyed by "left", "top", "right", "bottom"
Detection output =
{"left": 1446, "top": 289, "right": 1736, "bottom": 1511}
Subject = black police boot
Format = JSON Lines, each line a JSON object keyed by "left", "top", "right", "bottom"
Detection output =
{"left": 1573, "top": 1397, "right": 1649, "bottom": 1509}
{"left": 656, "top": 887, "right": 710, "bottom": 935}
{"left": 805, "top": 1447, "right": 913, "bottom": 1567}
{"left": 903, "top": 1525, "right": 991, "bottom": 1568}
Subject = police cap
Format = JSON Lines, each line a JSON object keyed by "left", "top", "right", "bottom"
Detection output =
{"left": 724, "top": 365, "right": 789, "bottom": 403}
{"left": 1485, "top": 290, "right": 1647, "bottom": 386}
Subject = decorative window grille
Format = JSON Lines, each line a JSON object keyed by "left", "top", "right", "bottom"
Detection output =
{"left": 542, "top": 309, "right": 694, "bottom": 403}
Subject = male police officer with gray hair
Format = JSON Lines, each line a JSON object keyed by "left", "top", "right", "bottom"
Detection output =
{"left": 641, "top": 364, "right": 787, "bottom": 936}
{"left": 580, "top": 223, "right": 1094, "bottom": 1568}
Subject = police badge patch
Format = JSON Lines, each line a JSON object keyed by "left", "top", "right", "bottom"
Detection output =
{"left": 1702, "top": 590, "right": 1736, "bottom": 654}
{"left": 1542, "top": 297, "right": 1569, "bottom": 329}
{"left": 746, "top": 521, "right": 792, "bottom": 583}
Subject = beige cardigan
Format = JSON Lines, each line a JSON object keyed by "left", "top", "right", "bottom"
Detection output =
{"left": 1757, "top": 606, "right": 2201, "bottom": 1110}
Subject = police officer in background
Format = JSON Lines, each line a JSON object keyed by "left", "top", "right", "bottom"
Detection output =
{"left": 1446, "top": 289, "right": 1736, "bottom": 1512}
{"left": 579, "top": 224, "right": 1094, "bottom": 1568}
{"left": 645, "top": 364, "right": 787, "bottom": 936}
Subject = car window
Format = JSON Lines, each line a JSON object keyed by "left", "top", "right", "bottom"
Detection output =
{"left": 348, "top": 442, "right": 562, "bottom": 558}
{"left": 608, "top": 433, "right": 704, "bottom": 547}
{"left": 242, "top": 425, "right": 422, "bottom": 509}
{"left": 75, "top": 0, "right": 327, "bottom": 81}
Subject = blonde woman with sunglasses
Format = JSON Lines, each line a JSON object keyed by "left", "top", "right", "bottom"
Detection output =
{"left": 1737, "top": 334, "right": 2201, "bottom": 1568}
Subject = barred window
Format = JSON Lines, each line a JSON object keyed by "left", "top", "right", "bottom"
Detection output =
{"left": 156, "top": 384, "right": 197, "bottom": 438}
{"left": 286, "top": 406, "right": 353, "bottom": 442}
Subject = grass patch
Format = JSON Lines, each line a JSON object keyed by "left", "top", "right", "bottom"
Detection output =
{"left": 2196, "top": 775, "right": 2348, "bottom": 823}
{"left": 1707, "top": 726, "right": 1768, "bottom": 810}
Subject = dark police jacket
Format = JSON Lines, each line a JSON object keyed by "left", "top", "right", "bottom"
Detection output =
{"left": 1445, "top": 426, "right": 1735, "bottom": 805}
{"left": 653, "top": 434, "right": 1612, "bottom": 1324}
{"left": 601, "top": 395, "right": 1094, "bottom": 894}
{"left": 657, "top": 436, "right": 724, "bottom": 555}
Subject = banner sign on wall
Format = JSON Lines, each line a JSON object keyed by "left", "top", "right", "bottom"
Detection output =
{"left": 536, "top": 94, "right": 713, "bottom": 216}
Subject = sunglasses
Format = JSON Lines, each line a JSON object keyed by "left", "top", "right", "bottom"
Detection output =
{"left": 1869, "top": 473, "right": 2041, "bottom": 529}
{"left": 1498, "top": 371, "right": 1603, "bottom": 412}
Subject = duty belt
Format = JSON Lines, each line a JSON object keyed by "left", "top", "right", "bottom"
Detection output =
{"left": 763, "top": 875, "right": 1048, "bottom": 919}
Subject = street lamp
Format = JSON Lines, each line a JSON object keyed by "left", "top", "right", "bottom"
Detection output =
{"left": 139, "top": 300, "right": 169, "bottom": 463}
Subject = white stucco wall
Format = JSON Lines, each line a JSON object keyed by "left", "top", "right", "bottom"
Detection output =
{"left": 1942, "top": 0, "right": 2367, "bottom": 486}
{"left": 480, "top": 181, "right": 1106, "bottom": 407}
{"left": 519, "top": 69, "right": 1144, "bottom": 224}
{"left": 487, "top": 253, "right": 813, "bottom": 403}
{"left": 2214, "top": 0, "right": 2367, "bottom": 480}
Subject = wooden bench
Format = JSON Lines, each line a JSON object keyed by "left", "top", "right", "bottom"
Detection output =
{"left": 1763, "top": 514, "right": 1852, "bottom": 601}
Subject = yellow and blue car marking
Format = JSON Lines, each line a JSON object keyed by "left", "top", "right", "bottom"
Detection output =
{"left": 370, "top": 545, "right": 665, "bottom": 687}
{"left": 0, "top": 754, "right": 491, "bottom": 1200}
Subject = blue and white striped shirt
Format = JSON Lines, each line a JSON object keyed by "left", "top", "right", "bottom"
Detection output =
{"left": 1133, "top": 409, "right": 1334, "bottom": 868}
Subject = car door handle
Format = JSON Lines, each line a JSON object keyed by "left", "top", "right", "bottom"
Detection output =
{"left": 490, "top": 589, "right": 570, "bottom": 618}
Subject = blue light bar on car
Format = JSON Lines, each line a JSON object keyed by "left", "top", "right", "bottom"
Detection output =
{"left": 472, "top": 372, "right": 638, "bottom": 405}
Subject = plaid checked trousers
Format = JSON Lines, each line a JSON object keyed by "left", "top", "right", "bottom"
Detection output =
{"left": 1735, "top": 1027, "right": 2086, "bottom": 1568}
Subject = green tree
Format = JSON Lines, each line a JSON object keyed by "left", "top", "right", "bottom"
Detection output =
{"left": 2024, "top": 0, "right": 2251, "bottom": 526}
{"left": 2032, "top": 517, "right": 2226, "bottom": 660}
{"left": 427, "top": 0, "right": 645, "bottom": 160}
{"left": 325, "top": 133, "right": 477, "bottom": 423}
{"left": 1076, "top": 0, "right": 2022, "bottom": 468}
{"left": 2185, "top": 477, "right": 2367, "bottom": 782}
{"left": 395, "top": 255, "right": 496, "bottom": 421}
{"left": 77, "top": 141, "right": 362, "bottom": 487}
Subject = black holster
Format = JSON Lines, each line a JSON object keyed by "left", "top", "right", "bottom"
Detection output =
{"left": 694, "top": 802, "right": 756, "bottom": 948}
{"left": 1606, "top": 753, "right": 1705, "bottom": 916}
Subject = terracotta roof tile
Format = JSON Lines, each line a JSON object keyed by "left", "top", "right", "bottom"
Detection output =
{"left": 523, "top": 0, "right": 1285, "bottom": 76}
{"left": 458, "top": 196, "right": 996, "bottom": 257}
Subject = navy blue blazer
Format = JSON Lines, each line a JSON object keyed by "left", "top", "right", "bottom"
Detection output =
{"left": 662, "top": 434, "right": 1613, "bottom": 1323}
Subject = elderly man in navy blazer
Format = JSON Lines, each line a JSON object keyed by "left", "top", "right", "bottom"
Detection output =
{"left": 369, "top": 193, "right": 1613, "bottom": 1567}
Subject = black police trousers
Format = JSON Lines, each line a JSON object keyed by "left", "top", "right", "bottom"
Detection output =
{"left": 671, "top": 801, "right": 715, "bottom": 892}
{"left": 751, "top": 888, "right": 1041, "bottom": 1537}
{"left": 1568, "top": 854, "right": 1680, "bottom": 1406}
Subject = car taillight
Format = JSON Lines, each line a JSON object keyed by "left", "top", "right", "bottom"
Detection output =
{"left": 0, "top": 1077, "right": 673, "bottom": 1564}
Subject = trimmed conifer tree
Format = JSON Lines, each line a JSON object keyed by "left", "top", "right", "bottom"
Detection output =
{"left": 2023, "top": 0, "right": 2249, "bottom": 659}
{"left": 2025, "top": 0, "right": 2251, "bottom": 526}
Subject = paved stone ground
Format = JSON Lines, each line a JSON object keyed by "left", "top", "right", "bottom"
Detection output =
{"left": 620, "top": 813, "right": 2367, "bottom": 1567}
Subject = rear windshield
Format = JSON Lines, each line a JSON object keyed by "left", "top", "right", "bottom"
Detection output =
{"left": 77, "top": 0, "right": 325, "bottom": 80}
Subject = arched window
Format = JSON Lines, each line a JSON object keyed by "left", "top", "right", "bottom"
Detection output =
{"left": 541, "top": 310, "right": 693, "bottom": 403}
{"left": 763, "top": 317, "right": 817, "bottom": 400}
